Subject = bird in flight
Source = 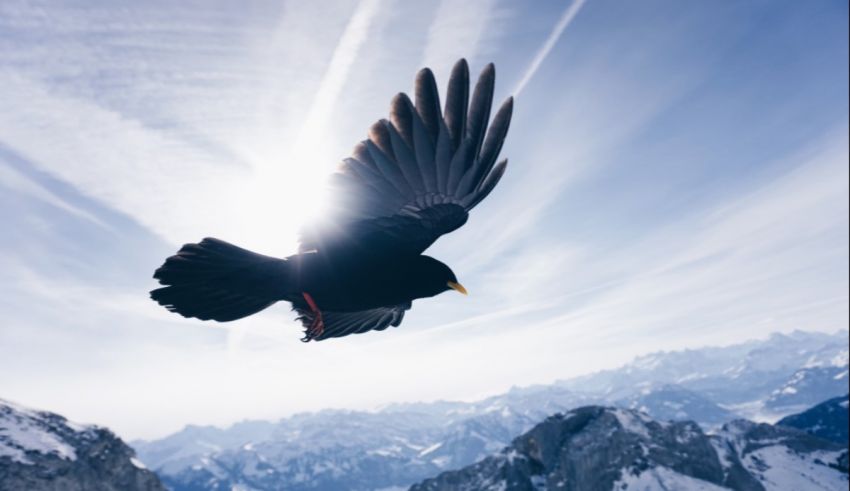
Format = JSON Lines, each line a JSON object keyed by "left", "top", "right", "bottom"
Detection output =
{"left": 151, "top": 59, "right": 513, "bottom": 342}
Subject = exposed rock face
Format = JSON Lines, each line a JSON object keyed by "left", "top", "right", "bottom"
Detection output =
{"left": 0, "top": 399, "right": 164, "bottom": 491}
{"left": 777, "top": 394, "right": 849, "bottom": 445}
{"left": 410, "top": 406, "right": 848, "bottom": 491}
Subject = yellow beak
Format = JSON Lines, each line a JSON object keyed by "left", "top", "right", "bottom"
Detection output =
{"left": 447, "top": 281, "right": 468, "bottom": 295}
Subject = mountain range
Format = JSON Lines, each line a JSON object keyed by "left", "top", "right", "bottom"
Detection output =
{"left": 128, "top": 329, "right": 848, "bottom": 490}
{"left": 4, "top": 393, "right": 847, "bottom": 490}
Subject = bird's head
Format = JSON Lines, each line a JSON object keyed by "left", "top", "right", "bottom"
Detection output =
{"left": 409, "top": 255, "right": 467, "bottom": 298}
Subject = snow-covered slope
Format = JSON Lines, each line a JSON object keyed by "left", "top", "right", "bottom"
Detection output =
{"left": 410, "top": 406, "right": 849, "bottom": 491}
{"left": 0, "top": 398, "right": 164, "bottom": 491}
{"left": 134, "top": 330, "right": 848, "bottom": 491}
{"left": 712, "top": 419, "right": 847, "bottom": 491}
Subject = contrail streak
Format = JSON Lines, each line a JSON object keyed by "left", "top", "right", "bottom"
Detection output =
{"left": 298, "top": 0, "right": 383, "bottom": 143}
{"left": 513, "top": 0, "right": 587, "bottom": 97}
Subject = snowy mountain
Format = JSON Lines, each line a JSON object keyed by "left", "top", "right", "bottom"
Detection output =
{"left": 778, "top": 394, "right": 849, "bottom": 445}
{"left": 615, "top": 384, "right": 737, "bottom": 426}
{"left": 0, "top": 398, "right": 164, "bottom": 491}
{"left": 133, "top": 330, "right": 848, "bottom": 490}
{"left": 558, "top": 330, "right": 849, "bottom": 421}
{"left": 410, "top": 406, "right": 849, "bottom": 491}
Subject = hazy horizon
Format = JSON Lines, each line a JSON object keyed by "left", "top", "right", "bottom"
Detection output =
{"left": 1, "top": 0, "right": 848, "bottom": 440}
{"left": 4, "top": 326, "right": 847, "bottom": 442}
{"left": 131, "top": 327, "right": 849, "bottom": 440}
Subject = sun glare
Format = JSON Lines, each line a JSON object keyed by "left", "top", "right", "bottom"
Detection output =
{"left": 238, "top": 134, "right": 336, "bottom": 256}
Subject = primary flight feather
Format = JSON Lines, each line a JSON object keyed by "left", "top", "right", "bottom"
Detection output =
{"left": 150, "top": 59, "right": 513, "bottom": 342}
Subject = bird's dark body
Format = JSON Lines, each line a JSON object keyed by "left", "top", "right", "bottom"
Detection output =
{"left": 284, "top": 252, "right": 450, "bottom": 311}
{"left": 150, "top": 59, "right": 513, "bottom": 341}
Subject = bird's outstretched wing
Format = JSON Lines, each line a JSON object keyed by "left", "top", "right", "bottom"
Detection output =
{"left": 300, "top": 59, "right": 513, "bottom": 257}
{"left": 294, "top": 303, "right": 412, "bottom": 342}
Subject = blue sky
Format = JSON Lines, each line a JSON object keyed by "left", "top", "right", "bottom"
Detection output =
{"left": 1, "top": 0, "right": 847, "bottom": 440}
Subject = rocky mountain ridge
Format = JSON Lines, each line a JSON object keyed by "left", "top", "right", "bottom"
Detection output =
{"left": 0, "top": 398, "right": 164, "bottom": 491}
{"left": 410, "top": 406, "right": 849, "bottom": 491}
{"left": 778, "top": 394, "right": 849, "bottom": 445}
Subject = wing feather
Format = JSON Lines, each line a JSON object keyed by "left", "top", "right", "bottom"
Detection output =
{"left": 434, "top": 118, "right": 453, "bottom": 195}
{"left": 446, "top": 138, "right": 475, "bottom": 196}
{"left": 343, "top": 158, "right": 407, "bottom": 210}
{"left": 364, "top": 139, "right": 413, "bottom": 196}
{"left": 386, "top": 118, "right": 426, "bottom": 193}
{"left": 415, "top": 68, "right": 441, "bottom": 143}
{"left": 464, "top": 159, "right": 508, "bottom": 209}
{"left": 351, "top": 142, "right": 380, "bottom": 172}
{"left": 465, "top": 63, "right": 495, "bottom": 157}
{"left": 390, "top": 93, "right": 415, "bottom": 149}
{"left": 410, "top": 107, "right": 438, "bottom": 193}
{"left": 444, "top": 59, "right": 470, "bottom": 151}
{"left": 471, "top": 97, "right": 513, "bottom": 189}
{"left": 368, "top": 120, "right": 396, "bottom": 161}
{"left": 295, "top": 304, "right": 412, "bottom": 342}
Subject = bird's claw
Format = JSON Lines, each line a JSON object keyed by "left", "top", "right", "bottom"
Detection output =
{"left": 301, "top": 311, "right": 324, "bottom": 342}
{"left": 300, "top": 292, "right": 324, "bottom": 342}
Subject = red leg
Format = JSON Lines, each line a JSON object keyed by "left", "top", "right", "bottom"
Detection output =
{"left": 301, "top": 292, "right": 324, "bottom": 342}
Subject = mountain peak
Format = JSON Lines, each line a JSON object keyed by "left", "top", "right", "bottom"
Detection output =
{"left": 1, "top": 399, "right": 165, "bottom": 491}
{"left": 0, "top": 398, "right": 97, "bottom": 464}
{"left": 411, "top": 405, "right": 848, "bottom": 491}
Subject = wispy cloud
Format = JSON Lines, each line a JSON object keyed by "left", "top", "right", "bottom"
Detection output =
{"left": 0, "top": 160, "right": 109, "bottom": 230}
{"left": 0, "top": 71, "right": 247, "bottom": 243}
{"left": 536, "top": 129, "right": 849, "bottom": 342}
{"left": 421, "top": 0, "right": 501, "bottom": 72}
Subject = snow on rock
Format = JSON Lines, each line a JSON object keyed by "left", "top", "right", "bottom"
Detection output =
{"left": 611, "top": 408, "right": 652, "bottom": 439}
{"left": 713, "top": 419, "right": 848, "bottom": 490}
{"left": 741, "top": 446, "right": 847, "bottom": 491}
{"left": 1, "top": 398, "right": 165, "bottom": 491}
{"left": 0, "top": 398, "right": 91, "bottom": 464}
{"left": 418, "top": 442, "right": 443, "bottom": 456}
{"left": 130, "top": 457, "right": 148, "bottom": 469}
{"left": 613, "top": 466, "right": 728, "bottom": 491}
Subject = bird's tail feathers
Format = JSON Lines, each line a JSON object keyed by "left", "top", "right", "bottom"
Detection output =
{"left": 150, "top": 237, "right": 290, "bottom": 322}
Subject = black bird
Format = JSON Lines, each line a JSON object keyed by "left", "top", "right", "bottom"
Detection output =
{"left": 150, "top": 59, "right": 513, "bottom": 342}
